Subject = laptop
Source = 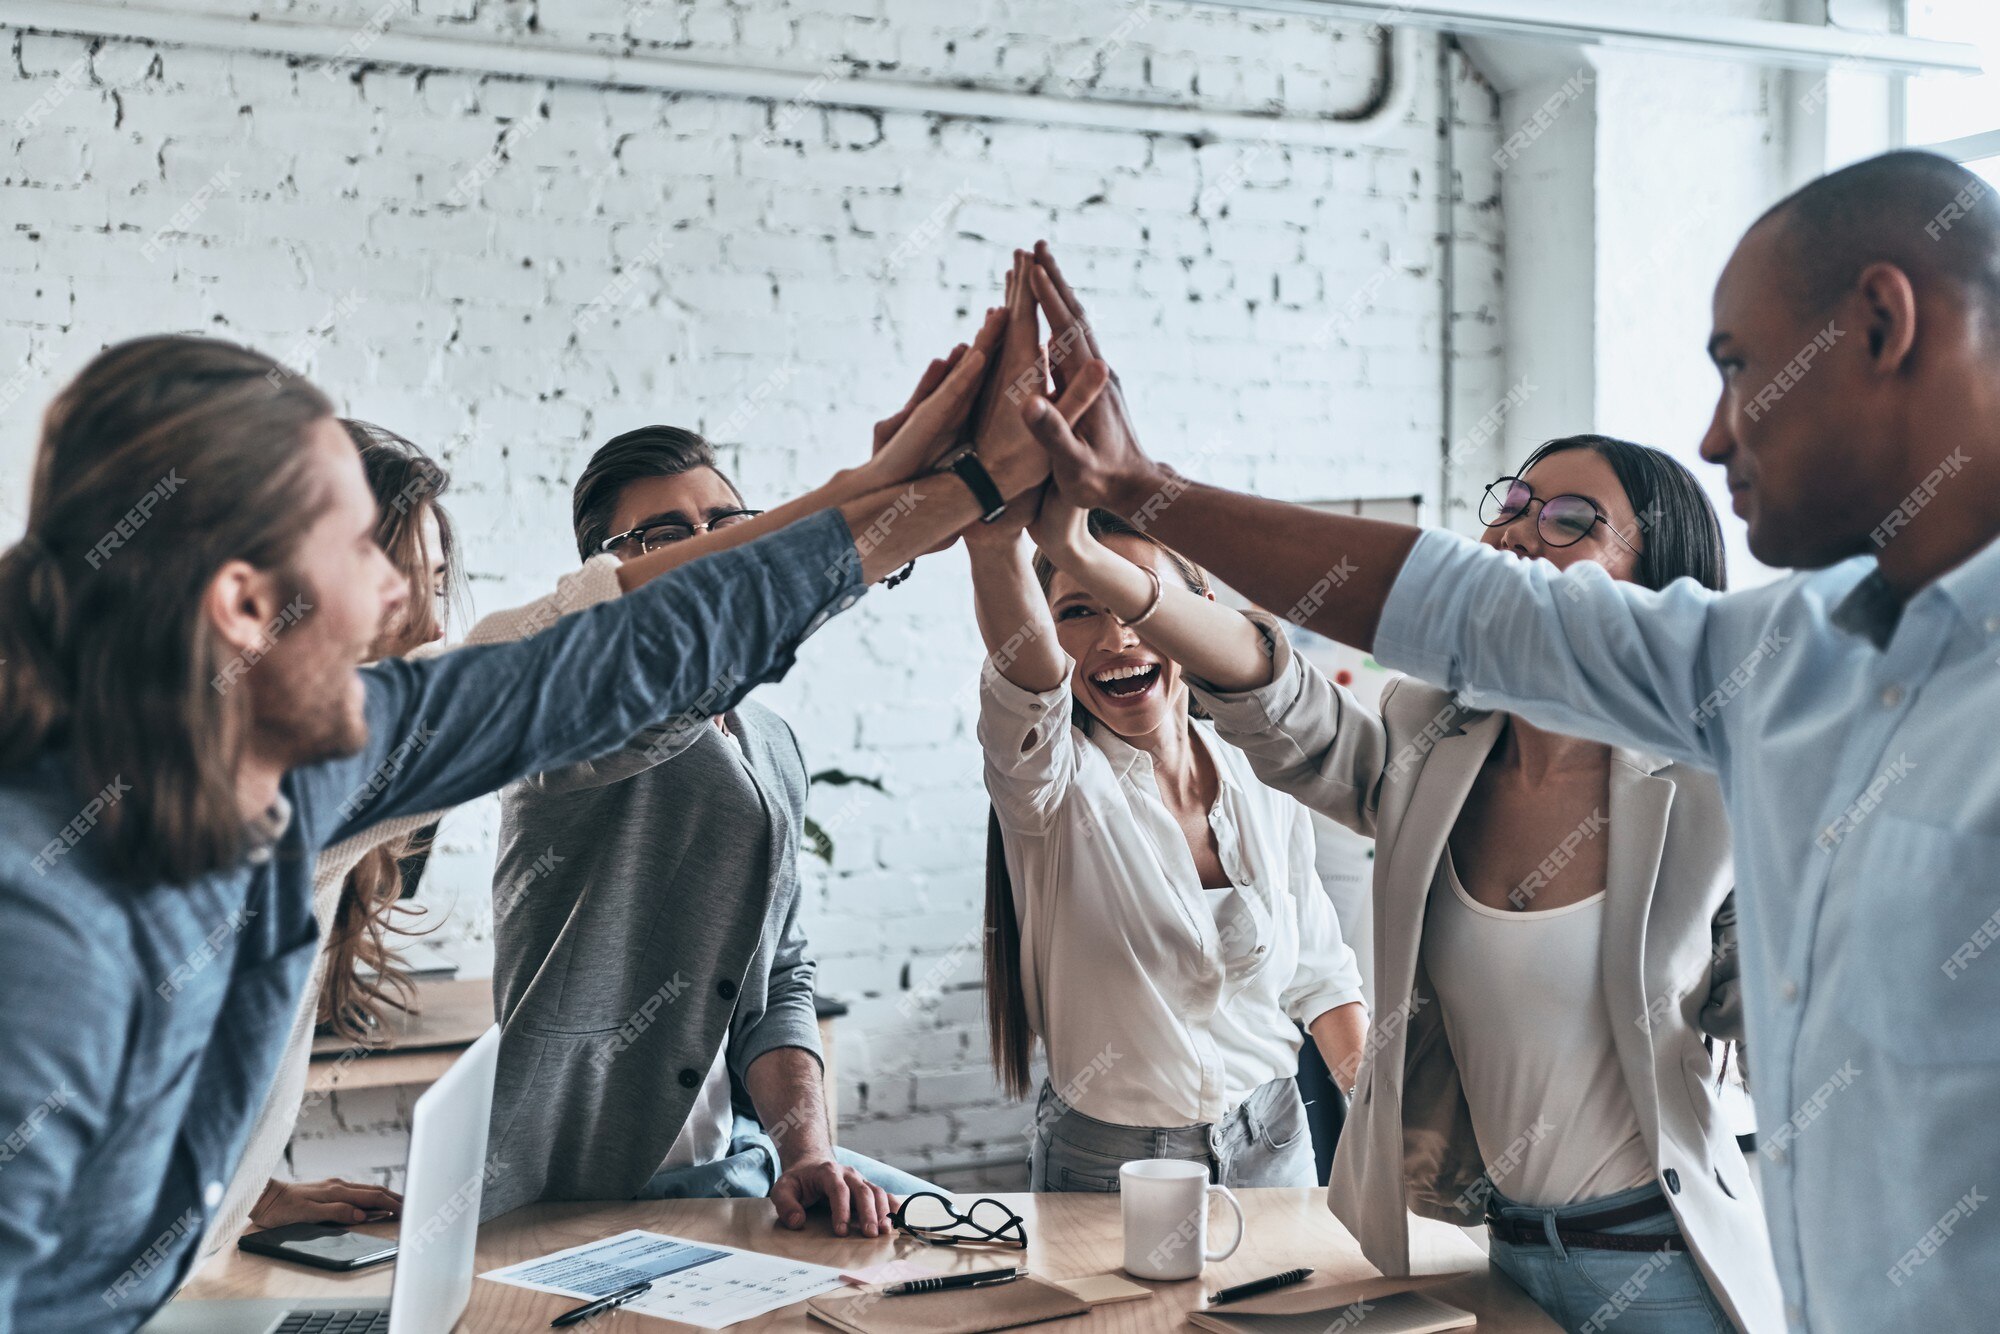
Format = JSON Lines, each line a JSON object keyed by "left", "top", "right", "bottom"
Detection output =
{"left": 141, "top": 1024, "right": 501, "bottom": 1334}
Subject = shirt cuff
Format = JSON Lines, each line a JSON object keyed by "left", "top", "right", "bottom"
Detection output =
{"left": 1293, "top": 981, "right": 1368, "bottom": 1026}
{"left": 1372, "top": 528, "right": 1478, "bottom": 684}
{"left": 717, "top": 509, "right": 869, "bottom": 692}
{"left": 796, "top": 508, "right": 867, "bottom": 636}
{"left": 733, "top": 1025, "right": 826, "bottom": 1080}
{"left": 978, "top": 657, "right": 1072, "bottom": 732}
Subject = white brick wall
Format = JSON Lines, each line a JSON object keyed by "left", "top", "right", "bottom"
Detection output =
{"left": 0, "top": 0, "right": 1505, "bottom": 1182}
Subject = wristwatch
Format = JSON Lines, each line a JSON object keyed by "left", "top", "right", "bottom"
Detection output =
{"left": 942, "top": 449, "right": 1008, "bottom": 524}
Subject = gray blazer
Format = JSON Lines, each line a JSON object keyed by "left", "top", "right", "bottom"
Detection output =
{"left": 1192, "top": 617, "right": 1781, "bottom": 1334}
{"left": 481, "top": 700, "right": 819, "bottom": 1220}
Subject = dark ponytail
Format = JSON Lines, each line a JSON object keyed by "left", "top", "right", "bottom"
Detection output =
{"left": 983, "top": 810, "right": 1035, "bottom": 1100}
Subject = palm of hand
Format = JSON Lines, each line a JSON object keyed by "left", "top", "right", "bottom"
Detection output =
{"left": 971, "top": 252, "right": 1050, "bottom": 465}
{"left": 1026, "top": 247, "right": 1153, "bottom": 512}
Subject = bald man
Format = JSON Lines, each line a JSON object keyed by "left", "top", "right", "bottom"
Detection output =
{"left": 1015, "top": 153, "right": 2000, "bottom": 1334}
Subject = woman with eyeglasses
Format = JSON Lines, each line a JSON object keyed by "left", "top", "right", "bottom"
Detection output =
{"left": 1034, "top": 430, "right": 1778, "bottom": 1333}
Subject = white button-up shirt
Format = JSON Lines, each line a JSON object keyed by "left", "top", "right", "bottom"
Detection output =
{"left": 1375, "top": 527, "right": 2000, "bottom": 1334}
{"left": 978, "top": 661, "right": 1365, "bottom": 1129}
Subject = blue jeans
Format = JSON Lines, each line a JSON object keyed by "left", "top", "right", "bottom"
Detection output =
{"left": 636, "top": 1112, "right": 938, "bottom": 1201}
{"left": 1484, "top": 1182, "right": 1731, "bottom": 1334}
{"left": 1028, "top": 1076, "right": 1317, "bottom": 1192}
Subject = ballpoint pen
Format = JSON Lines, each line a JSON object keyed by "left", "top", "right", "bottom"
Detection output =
{"left": 1208, "top": 1267, "right": 1313, "bottom": 1306}
{"left": 550, "top": 1279, "right": 652, "bottom": 1327}
{"left": 884, "top": 1265, "right": 1023, "bottom": 1296}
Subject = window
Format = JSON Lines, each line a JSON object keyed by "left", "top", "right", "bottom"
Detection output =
{"left": 1904, "top": 1, "right": 2000, "bottom": 185}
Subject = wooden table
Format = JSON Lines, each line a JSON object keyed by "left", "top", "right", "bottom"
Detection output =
{"left": 183, "top": 1189, "right": 1558, "bottom": 1331}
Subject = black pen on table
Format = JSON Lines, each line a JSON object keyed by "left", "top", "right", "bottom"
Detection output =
{"left": 550, "top": 1278, "right": 651, "bottom": 1327}
{"left": 1207, "top": 1267, "right": 1313, "bottom": 1306}
{"left": 885, "top": 1265, "right": 1023, "bottom": 1296}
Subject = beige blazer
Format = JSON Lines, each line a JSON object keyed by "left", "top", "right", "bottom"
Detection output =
{"left": 1192, "top": 617, "right": 1782, "bottom": 1334}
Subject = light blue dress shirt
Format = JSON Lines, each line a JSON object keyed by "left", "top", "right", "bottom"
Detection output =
{"left": 1374, "top": 528, "right": 2000, "bottom": 1334}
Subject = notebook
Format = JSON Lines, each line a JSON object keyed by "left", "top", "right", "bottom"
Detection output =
{"left": 807, "top": 1275, "right": 1089, "bottom": 1334}
{"left": 1049, "top": 1272, "right": 1150, "bottom": 1305}
{"left": 1186, "top": 1276, "right": 1475, "bottom": 1334}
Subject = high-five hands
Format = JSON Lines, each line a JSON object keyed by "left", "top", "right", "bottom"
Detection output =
{"left": 917, "top": 248, "right": 1112, "bottom": 549}
{"left": 864, "top": 244, "right": 1120, "bottom": 558}
{"left": 974, "top": 249, "right": 1054, "bottom": 454}
{"left": 963, "top": 250, "right": 1058, "bottom": 548}
{"left": 1016, "top": 241, "right": 1174, "bottom": 519}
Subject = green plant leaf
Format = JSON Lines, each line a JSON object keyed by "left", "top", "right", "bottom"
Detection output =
{"left": 801, "top": 816, "right": 835, "bottom": 865}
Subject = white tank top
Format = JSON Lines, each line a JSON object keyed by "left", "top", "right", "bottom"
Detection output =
{"left": 1420, "top": 846, "right": 1654, "bottom": 1208}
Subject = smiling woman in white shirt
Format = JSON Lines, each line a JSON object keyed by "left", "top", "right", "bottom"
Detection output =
{"left": 967, "top": 497, "right": 1369, "bottom": 1193}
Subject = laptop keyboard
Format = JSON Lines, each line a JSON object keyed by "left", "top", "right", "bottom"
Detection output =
{"left": 273, "top": 1312, "right": 391, "bottom": 1334}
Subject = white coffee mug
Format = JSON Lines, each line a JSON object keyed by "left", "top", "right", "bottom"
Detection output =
{"left": 1119, "top": 1159, "right": 1246, "bottom": 1281}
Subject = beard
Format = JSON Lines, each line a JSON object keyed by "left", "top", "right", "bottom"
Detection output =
{"left": 244, "top": 613, "right": 373, "bottom": 771}
{"left": 266, "top": 665, "right": 370, "bottom": 767}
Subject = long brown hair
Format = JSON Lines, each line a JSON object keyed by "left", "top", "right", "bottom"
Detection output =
{"left": 318, "top": 420, "right": 463, "bottom": 1041}
{"left": 0, "top": 336, "right": 332, "bottom": 885}
{"left": 983, "top": 513, "right": 1211, "bottom": 1100}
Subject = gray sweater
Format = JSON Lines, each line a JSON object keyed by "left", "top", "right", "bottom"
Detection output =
{"left": 483, "top": 699, "right": 819, "bottom": 1219}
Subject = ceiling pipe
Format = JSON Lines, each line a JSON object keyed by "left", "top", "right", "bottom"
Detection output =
{"left": 0, "top": 0, "right": 1421, "bottom": 147}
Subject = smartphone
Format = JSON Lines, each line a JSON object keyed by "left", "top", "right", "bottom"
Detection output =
{"left": 237, "top": 1221, "right": 398, "bottom": 1272}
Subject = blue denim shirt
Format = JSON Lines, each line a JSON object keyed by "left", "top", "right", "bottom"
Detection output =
{"left": 1375, "top": 527, "right": 2000, "bottom": 1334}
{"left": 0, "top": 510, "right": 861, "bottom": 1331}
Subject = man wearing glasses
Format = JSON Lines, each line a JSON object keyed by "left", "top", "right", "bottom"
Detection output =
{"left": 481, "top": 425, "right": 933, "bottom": 1235}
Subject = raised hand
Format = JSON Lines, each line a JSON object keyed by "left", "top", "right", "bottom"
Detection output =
{"left": 957, "top": 259, "right": 1046, "bottom": 546}
{"left": 872, "top": 345, "right": 961, "bottom": 454}
{"left": 1025, "top": 242, "right": 1174, "bottom": 516}
{"left": 958, "top": 250, "right": 1113, "bottom": 522}
{"left": 969, "top": 250, "right": 1048, "bottom": 456}
{"left": 980, "top": 354, "right": 1111, "bottom": 515}
{"left": 862, "top": 306, "right": 1006, "bottom": 489}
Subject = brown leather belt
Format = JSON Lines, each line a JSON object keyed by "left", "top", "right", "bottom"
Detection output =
{"left": 1485, "top": 1193, "right": 1688, "bottom": 1253}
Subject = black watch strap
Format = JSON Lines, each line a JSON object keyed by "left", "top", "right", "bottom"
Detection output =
{"left": 946, "top": 451, "right": 1008, "bottom": 524}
